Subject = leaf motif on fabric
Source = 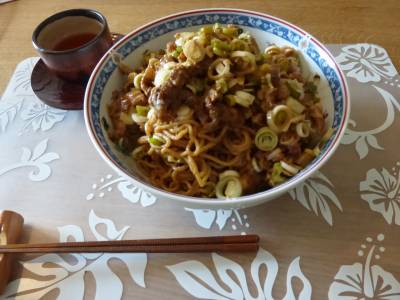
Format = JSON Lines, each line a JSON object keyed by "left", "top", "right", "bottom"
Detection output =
{"left": 289, "top": 171, "right": 342, "bottom": 225}
{"left": 2, "top": 211, "right": 148, "bottom": 299}
{"left": 167, "top": 247, "right": 311, "bottom": 300}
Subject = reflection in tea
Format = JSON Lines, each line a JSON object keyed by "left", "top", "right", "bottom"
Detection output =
{"left": 52, "top": 33, "right": 97, "bottom": 51}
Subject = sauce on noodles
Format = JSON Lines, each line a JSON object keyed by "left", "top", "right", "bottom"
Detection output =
{"left": 106, "top": 24, "right": 330, "bottom": 199}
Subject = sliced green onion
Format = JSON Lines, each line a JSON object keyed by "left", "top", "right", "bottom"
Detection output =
{"left": 219, "top": 170, "right": 240, "bottom": 180}
{"left": 267, "top": 105, "right": 292, "bottom": 132}
{"left": 232, "top": 90, "right": 255, "bottom": 107}
{"left": 211, "top": 39, "right": 231, "bottom": 51}
{"left": 231, "top": 39, "right": 248, "bottom": 51}
{"left": 186, "top": 78, "right": 204, "bottom": 94}
{"left": 154, "top": 62, "right": 177, "bottom": 87}
{"left": 286, "top": 79, "right": 304, "bottom": 99}
{"left": 134, "top": 73, "right": 143, "bottom": 89}
{"left": 321, "top": 127, "right": 334, "bottom": 144}
{"left": 208, "top": 58, "right": 231, "bottom": 80}
{"left": 269, "top": 162, "right": 286, "bottom": 186}
{"left": 280, "top": 161, "right": 300, "bottom": 176}
{"left": 120, "top": 112, "right": 133, "bottom": 125}
{"left": 212, "top": 46, "right": 228, "bottom": 57}
{"left": 174, "top": 32, "right": 195, "bottom": 47}
{"left": 228, "top": 76, "right": 245, "bottom": 88}
{"left": 185, "top": 84, "right": 197, "bottom": 94}
{"left": 264, "top": 45, "right": 281, "bottom": 56}
{"left": 215, "top": 78, "right": 228, "bottom": 94}
{"left": 251, "top": 157, "right": 262, "bottom": 173}
{"left": 296, "top": 121, "right": 311, "bottom": 138}
{"left": 171, "top": 46, "right": 183, "bottom": 58}
{"left": 200, "top": 26, "right": 213, "bottom": 34}
{"left": 132, "top": 113, "right": 147, "bottom": 124}
{"left": 231, "top": 51, "right": 256, "bottom": 75}
{"left": 127, "top": 72, "right": 137, "bottom": 84}
{"left": 222, "top": 27, "right": 238, "bottom": 36}
{"left": 264, "top": 73, "right": 274, "bottom": 89}
{"left": 183, "top": 39, "right": 205, "bottom": 63}
{"left": 177, "top": 105, "right": 193, "bottom": 120}
{"left": 313, "top": 146, "right": 321, "bottom": 156}
{"left": 213, "top": 23, "right": 223, "bottom": 32}
{"left": 255, "top": 127, "right": 278, "bottom": 151}
{"left": 216, "top": 170, "right": 242, "bottom": 199}
{"left": 304, "top": 81, "right": 318, "bottom": 95}
{"left": 149, "top": 135, "right": 165, "bottom": 147}
{"left": 287, "top": 96, "right": 305, "bottom": 114}
{"left": 295, "top": 148, "right": 315, "bottom": 167}
{"left": 267, "top": 148, "right": 283, "bottom": 161}
{"left": 136, "top": 105, "right": 149, "bottom": 117}
{"left": 225, "top": 95, "right": 236, "bottom": 106}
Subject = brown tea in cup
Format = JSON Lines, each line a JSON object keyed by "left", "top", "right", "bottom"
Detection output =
{"left": 32, "top": 9, "right": 113, "bottom": 82}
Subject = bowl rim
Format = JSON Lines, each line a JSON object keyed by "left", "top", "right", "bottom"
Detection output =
{"left": 84, "top": 8, "right": 350, "bottom": 206}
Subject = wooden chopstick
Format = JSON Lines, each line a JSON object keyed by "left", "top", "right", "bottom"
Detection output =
{"left": 0, "top": 235, "right": 259, "bottom": 253}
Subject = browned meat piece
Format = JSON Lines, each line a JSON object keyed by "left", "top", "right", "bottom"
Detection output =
{"left": 253, "top": 151, "right": 267, "bottom": 170}
{"left": 222, "top": 106, "right": 245, "bottom": 126}
{"left": 166, "top": 41, "right": 176, "bottom": 53}
{"left": 285, "top": 141, "right": 302, "bottom": 159}
{"left": 258, "top": 88, "right": 277, "bottom": 113}
{"left": 120, "top": 123, "right": 141, "bottom": 153}
{"left": 309, "top": 105, "right": 325, "bottom": 133}
{"left": 169, "top": 66, "right": 191, "bottom": 87}
{"left": 120, "top": 98, "right": 131, "bottom": 112}
{"left": 124, "top": 91, "right": 148, "bottom": 107}
{"left": 251, "top": 113, "right": 264, "bottom": 126}
{"left": 148, "top": 59, "right": 214, "bottom": 120}
{"left": 240, "top": 169, "right": 264, "bottom": 194}
{"left": 288, "top": 70, "right": 303, "bottom": 82}
{"left": 109, "top": 120, "right": 126, "bottom": 142}
{"left": 148, "top": 83, "right": 180, "bottom": 117}
{"left": 270, "top": 66, "right": 280, "bottom": 86}
{"left": 277, "top": 82, "right": 290, "bottom": 101}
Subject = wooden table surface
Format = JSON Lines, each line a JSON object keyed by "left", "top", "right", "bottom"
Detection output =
{"left": 0, "top": 0, "right": 399, "bottom": 92}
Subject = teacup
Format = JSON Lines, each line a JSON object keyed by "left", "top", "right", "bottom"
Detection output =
{"left": 32, "top": 8, "right": 113, "bottom": 82}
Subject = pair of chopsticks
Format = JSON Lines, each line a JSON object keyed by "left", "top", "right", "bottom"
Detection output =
{"left": 0, "top": 235, "right": 259, "bottom": 253}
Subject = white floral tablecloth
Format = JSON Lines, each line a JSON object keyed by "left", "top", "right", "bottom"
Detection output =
{"left": 0, "top": 43, "right": 399, "bottom": 300}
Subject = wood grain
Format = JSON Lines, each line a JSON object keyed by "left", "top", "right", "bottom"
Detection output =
{"left": 0, "top": 0, "right": 399, "bottom": 93}
{"left": 0, "top": 234, "right": 259, "bottom": 253}
{"left": 0, "top": 211, "right": 24, "bottom": 294}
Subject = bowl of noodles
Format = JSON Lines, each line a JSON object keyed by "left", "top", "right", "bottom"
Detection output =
{"left": 84, "top": 9, "right": 350, "bottom": 208}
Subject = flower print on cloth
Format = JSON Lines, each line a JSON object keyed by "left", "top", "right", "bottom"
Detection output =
{"left": 2, "top": 210, "right": 147, "bottom": 300}
{"left": 0, "top": 139, "right": 59, "bottom": 181}
{"left": 341, "top": 86, "right": 400, "bottom": 159}
{"left": 0, "top": 57, "right": 66, "bottom": 134}
{"left": 289, "top": 171, "right": 342, "bottom": 226}
{"left": 12, "top": 57, "right": 38, "bottom": 96}
{"left": 0, "top": 98, "right": 24, "bottom": 133}
{"left": 86, "top": 173, "right": 157, "bottom": 207}
{"left": 335, "top": 44, "right": 397, "bottom": 83}
{"left": 184, "top": 208, "right": 250, "bottom": 234}
{"left": 19, "top": 100, "right": 66, "bottom": 134}
{"left": 360, "top": 165, "right": 400, "bottom": 225}
{"left": 168, "top": 248, "right": 311, "bottom": 300}
{"left": 328, "top": 234, "right": 400, "bottom": 299}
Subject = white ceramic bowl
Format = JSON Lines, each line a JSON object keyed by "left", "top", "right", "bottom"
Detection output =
{"left": 84, "top": 8, "right": 350, "bottom": 209}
